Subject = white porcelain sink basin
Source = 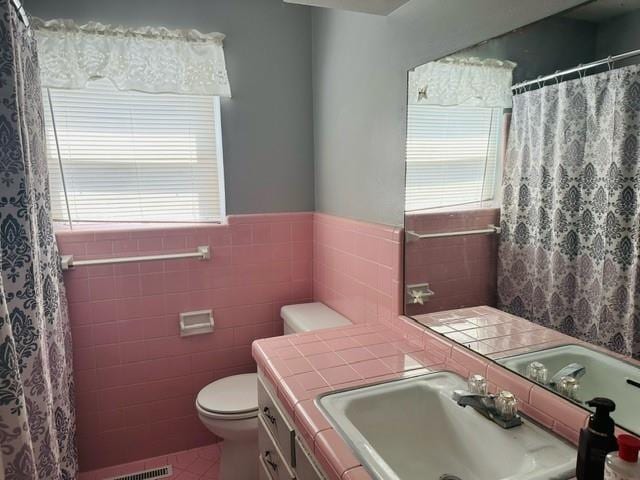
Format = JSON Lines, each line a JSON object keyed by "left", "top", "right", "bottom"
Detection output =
{"left": 318, "top": 371, "right": 576, "bottom": 480}
{"left": 499, "top": 344, "right": 640, "bottom": 433}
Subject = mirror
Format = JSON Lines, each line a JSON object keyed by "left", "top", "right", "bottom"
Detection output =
{"left": 403, "top": 0, "right": 640, "bottom": 435}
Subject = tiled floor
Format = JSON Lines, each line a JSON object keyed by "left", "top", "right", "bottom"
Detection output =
{"left": 78, "top": 444, "right": 221, "bottom": 480}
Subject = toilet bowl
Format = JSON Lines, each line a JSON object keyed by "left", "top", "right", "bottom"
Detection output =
{"left": 196, "top": 373, "right": 259, "bottom": 480}
{"left": 196, "top": 302, "right": 351, "bottom": 480}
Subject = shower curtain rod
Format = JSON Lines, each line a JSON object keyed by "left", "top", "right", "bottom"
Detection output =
{"left": 511, "top": 47, "right": 640, "bottom": 91}
{"left": 10, "top": 0, "right": 30, "bottom": 27}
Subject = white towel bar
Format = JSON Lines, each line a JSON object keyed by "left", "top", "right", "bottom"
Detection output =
{"left": 406, "top": 224, "right": 501, "bottom": 241}
{"left": 60, "top": 245, "right": 210, "bottom": 270}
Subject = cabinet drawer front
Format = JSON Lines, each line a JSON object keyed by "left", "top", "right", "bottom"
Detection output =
{"left": 259, "top": 454, "right": 276, "bottom": 480}
{"left": 258, "top": 415, "right": 296, "bottom": 480}
{"left": 294, "top": 438, "right": 325, "bottom": 480}
{"left": 258, "top": 377, "right": 296, "bottom": 467}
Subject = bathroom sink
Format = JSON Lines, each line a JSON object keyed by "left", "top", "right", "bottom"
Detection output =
{"left": 498, "top": 344, "right": 640, "bottom": 433}
{"left": 317, "top": 371, "right": 576, "bottom": 480}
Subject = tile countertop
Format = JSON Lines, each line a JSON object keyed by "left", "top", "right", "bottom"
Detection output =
{"left": 414, "top": 306, "right": 640, "bottom": 367}
{"left": 252, "top": 314, "right": 596, "bottom": 480}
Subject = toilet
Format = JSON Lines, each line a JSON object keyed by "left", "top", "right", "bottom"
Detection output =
{"left": 195, "top": 302, "right": 351, "bottom": 480}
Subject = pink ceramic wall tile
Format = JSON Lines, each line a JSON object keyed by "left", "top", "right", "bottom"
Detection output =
{"left": 94, "top": 345, "right": 121, "bottom": 368}
{"left": 137, "top": 237, "right": 164, "bottom": 252}
{"left": 518, "top": 402, "right": 555, "bottom": 429}
{"left": 422, "top": 330, "right": 454, "bottom": 357}
{"left": 450, "top": 346, "right": 489, "bottom": 377}
{"left": 553, "top": 421, "right": 581, "bottom": 445}
{"left": 404, "top": 209, "right": 499, "bottom": 316}
{"left": 529, "top": 386, "right": 590, "bottom": 433}
{"left": 444, "top": 356, "right": 471, "bottom": 379}
{"left": 57, "top": 213, "right": 314, "bottom": 471}
{"left": 74, "top": 348, "right": 97, "bottom": 371}
{"left": 313, "top": 213, "right": 402, "bottom": 327}
{"left": 486, "top": 364, "right": 533, "bottom": 403}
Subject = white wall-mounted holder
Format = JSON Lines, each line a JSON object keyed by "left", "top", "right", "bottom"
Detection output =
{"left": 406, "top": 283, "right": 435, "bottom": 305}
{"left": 180, "top": 310, "right": 214, "bottom": 337}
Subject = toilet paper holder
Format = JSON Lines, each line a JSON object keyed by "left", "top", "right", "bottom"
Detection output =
{"left": 180, "top": 310, "right": 214, "bottom": 337}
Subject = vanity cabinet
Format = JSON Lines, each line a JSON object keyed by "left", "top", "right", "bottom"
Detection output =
{"left": 258, "top": 415, "right": 296, "bottom": 480}
{"left": 294, "top": 437, "right": 325, "bottom": 480}
{"left": 258, "top": 375, "right": 326, "bottom": 480}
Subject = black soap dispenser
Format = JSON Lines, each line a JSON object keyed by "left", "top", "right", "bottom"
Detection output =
{"left": 576, "top": 397, "right": 618, "bottom": 480}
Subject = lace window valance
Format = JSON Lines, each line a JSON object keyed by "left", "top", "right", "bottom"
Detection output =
{"left": 409, "top": 56, "right": 516, "bottom": 108}
{"left": 32, "top": 18, "right": 231, "bottom": 96}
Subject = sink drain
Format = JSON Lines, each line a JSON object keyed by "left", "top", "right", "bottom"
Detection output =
{"left": 440, "top": 475, "right": 463, "bottom": 480}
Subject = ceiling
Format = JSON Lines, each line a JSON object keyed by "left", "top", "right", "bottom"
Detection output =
{"left": 283, "top": 0, "right": 410, "bottom": 15}
{"left": 565, "top": 0, "right": 640, "bottom": 22}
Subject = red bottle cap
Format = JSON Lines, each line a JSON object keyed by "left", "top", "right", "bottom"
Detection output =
{"left": 618, "top": 434, "right": 640, "bottom": 463}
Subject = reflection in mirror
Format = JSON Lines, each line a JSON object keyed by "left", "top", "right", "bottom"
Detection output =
{"left": 404, "top": 0, "right": 640, "bottom": 436}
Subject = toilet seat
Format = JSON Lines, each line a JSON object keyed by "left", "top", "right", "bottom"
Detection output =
{"left": 196, "top": 373, "right": 258, "bottom": 420}
{"left": 197, "top": 405, "right": 258, "bottom": 420}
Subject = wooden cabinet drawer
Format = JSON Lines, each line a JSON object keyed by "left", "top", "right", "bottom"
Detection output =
{"left": 294, "top": 438, "right": 325, "bottom": 480}
{"left": 258, "top": 377, "right": 296, "bottom": 467}
{"left": 258, "top": 415, "right": 296, "bottom": 480}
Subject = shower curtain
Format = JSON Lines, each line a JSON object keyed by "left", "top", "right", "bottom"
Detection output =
{"left": 0, "top": 1, "right": 78, "bottom": 478}
{"left": 498, "top": 64, "right": 640, "bottom": 359}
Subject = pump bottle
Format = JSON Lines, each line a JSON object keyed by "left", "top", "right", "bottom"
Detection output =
{"left": 604, "top": 434, "right": 640, "bottom": 480}
{"left": 576, "top": 397, "right": 618, "bottom": 480}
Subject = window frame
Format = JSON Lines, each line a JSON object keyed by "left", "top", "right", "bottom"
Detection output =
{"left": 43, "top": 81, "right": 227, "bottom": 228}
{"left": 404, "top": 103, "right": 505, "bottom": 213}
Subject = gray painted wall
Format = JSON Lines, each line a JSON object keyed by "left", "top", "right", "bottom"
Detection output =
{"left": 26, "top": 0, "right": 315, "bottom": 215}
{"left": 462, "top": 17, "right": 597, "bottom": 84}
{"left": 596, "top": 10, "right": 640, "bottom": 59}
{"left": 312, "top": 0, "right": 588, "bottom": 226}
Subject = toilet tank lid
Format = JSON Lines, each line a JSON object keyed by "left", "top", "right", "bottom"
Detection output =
{"left": 281, "top": 302, "right": 351, "bottom": 333}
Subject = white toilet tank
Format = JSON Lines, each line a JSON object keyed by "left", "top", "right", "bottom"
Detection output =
{"left": 281, "top": 302, "right": 351, "bottom": 335}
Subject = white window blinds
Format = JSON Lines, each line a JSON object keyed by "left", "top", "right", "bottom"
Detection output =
{"left": 44, "top": 78, "right": 224, "bottom": 224}
{"left": 405, "top": 104, "right": 502, "bottom": 212}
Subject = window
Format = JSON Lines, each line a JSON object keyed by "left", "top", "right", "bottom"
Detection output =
{"left": 44, "top": 78, "right": 225, "bottom": 224}
{"left": 405, "top": 104, "right": 503, "bottom": 212}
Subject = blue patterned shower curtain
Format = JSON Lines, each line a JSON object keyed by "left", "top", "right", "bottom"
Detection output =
{"left": 0, "top": 1, "right": 78, "bottom": 478}
{"left": 498, "top": 65, "right": 640, "bottom": 359}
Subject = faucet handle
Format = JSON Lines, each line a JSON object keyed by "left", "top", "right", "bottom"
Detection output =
{"left": 557, "top": 376, "right": 581, "bottom": 401}
{"left": 526, "top": 361, "right": 548, "bottom": 384}
{"left": 495, "top": 390, "right": 518, "bottom": 420}
{"left": 468, "top": 374, "right": 488, "bottom": 395}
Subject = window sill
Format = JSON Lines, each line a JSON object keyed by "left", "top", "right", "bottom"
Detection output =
{"left": 405, "top": 201, "right": 500, "bottom": 216}
{"left": 53, "top": 221, "right": 223, "bottom": 235}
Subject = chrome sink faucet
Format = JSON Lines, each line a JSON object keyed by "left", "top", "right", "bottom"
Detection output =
{"left": 452, "top": 374, "right": 523, "bottom": 429}
{"left": 525, "top": 361, "right": 585, "bottom": 401}
{"left": 549, "top": 362, "right": 586, "bottom": 387}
